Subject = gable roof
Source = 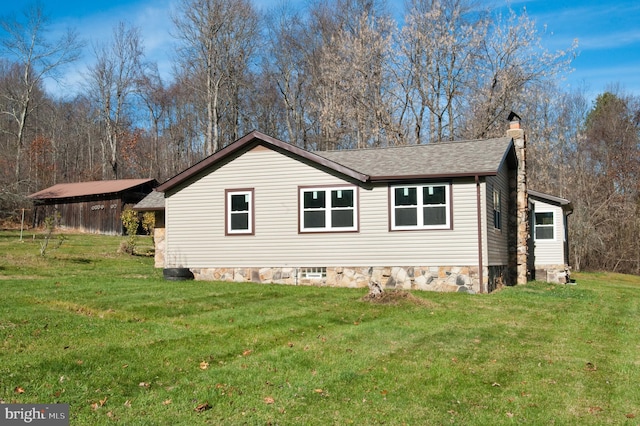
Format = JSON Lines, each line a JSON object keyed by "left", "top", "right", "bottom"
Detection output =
{"left": 157, "top": 131, "right": 369, "bottom": 192}
{"left": 29, "top": 178, "right": 157, "bottom": 200}
{"left": 157, "top": 131, "right": 516, "bottom": 193}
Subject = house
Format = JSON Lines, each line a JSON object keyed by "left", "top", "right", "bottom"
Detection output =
{"left": 527, "top": 189, "right": 573, "bottom": 283}
{"left": 154, "top": 119, "right": 539, "bottom": 294}
{"left": 29, "top": 178, "right": 158, "bottom": 235}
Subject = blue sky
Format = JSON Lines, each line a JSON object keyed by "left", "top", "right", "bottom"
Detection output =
{"left": 3, "top": 0, "right": 639, "bottom": 101}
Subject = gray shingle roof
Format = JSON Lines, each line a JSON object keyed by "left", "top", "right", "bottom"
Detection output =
{"left": 314, "top": 137, "right": 514, "bottom": 180}
{"left": 133, "top": 190, "right": 165, "bottom": 211}
{"left": 157, "top": 131, "right": 516, "bottom": 193}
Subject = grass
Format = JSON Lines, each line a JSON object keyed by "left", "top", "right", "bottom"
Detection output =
{"left": 1, "top": 230, "right": 639, "bottom": 424}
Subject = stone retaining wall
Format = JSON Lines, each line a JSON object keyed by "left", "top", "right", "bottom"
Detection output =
{"left": 534, "top": 265, "right": 571, "bottom": 284}
{"left": 190, "top": 265, "right": 510, "bottom": 294}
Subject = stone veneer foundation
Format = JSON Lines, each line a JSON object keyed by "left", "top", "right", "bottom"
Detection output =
{"left": 154, "top": 228, "right": 166, "bottom": 268}
{"left": 189, "top": 265, "right": 512, "bottom": 294}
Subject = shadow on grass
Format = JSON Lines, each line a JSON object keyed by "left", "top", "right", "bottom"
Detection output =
{"left": 133, "top": 252, "right": 154, "bottom": 258}
{"left": 69, "top": 258, "right": 92, "bottom": 264}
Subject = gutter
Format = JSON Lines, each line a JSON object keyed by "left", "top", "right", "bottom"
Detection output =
{"left": 368, "top": 171, "right": 498, "bottom": 183}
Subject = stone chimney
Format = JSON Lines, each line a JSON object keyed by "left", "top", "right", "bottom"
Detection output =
{"left": 507, "top": 112, "right": 529, "bottom": 285}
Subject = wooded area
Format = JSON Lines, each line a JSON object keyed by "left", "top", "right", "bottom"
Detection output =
{"left": 0, "top": 0, "right": 638, "bottom": 274}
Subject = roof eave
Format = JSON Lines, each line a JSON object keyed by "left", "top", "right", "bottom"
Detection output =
{"left": 133, "top": 206, "right": 165, "bottom": 211}
{"left": 28, "top": 178, "right": 157, "bottom": 200}
{"left": 370, "top": 171, "right": 499, "bottom": 183}
{"left": 528, "top": 189, "right": 573, "bottom": 212}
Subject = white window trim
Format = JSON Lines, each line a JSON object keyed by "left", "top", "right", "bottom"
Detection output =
{"left": 534, "top": 209, "right": 556, "bottom": 241}
{"left": 226, "top": 189, "right": 253, "bottom": 235}
{"left": 390, "top": 183, "right": 451, "bottom": 230}
{"left": 299, "top": 186, "right": 358, "bottom": 233}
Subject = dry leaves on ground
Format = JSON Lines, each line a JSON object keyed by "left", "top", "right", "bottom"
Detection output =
{"left": 361, "top": 290, "right": 438, "bottom": 307}
{"left": 91, "top": 397, "right": 108, "bottom": 410}
{"left": 195, "top": 402, "right": 211, "bottom": 412}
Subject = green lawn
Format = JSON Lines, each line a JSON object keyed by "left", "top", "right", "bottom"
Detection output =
{"left": 1, "top": 230, "right": 639, "bottom": 425}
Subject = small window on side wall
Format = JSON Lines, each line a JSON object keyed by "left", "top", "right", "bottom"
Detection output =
{"left": 534, "top": 211, "right": 554, "bottom": 240}
{"left": 493, "top": 189, "right": 502, "bottom": 230}
{"left": 226, "top": 189, "right": 254, "bottom": 235}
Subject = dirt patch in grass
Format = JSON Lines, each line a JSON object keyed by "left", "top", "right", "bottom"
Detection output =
{"left": 0, "top": 275, "right": 41, "bottom": 280}
{"left": 42, "top": 300, "right": 120, "bottom": 319}
{"left": 361, "top": 290, "right": 437, "bottom": 307}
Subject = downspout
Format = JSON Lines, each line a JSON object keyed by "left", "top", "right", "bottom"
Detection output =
{"left": 475, "top": 175, "right": 484, "bottom": 293}
{"left": 564, "top": 209, "right": 573, "bottom": 267}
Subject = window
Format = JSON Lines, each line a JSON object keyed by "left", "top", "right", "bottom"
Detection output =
{"left": 300, "top": 186, "right": 357, "bottom": 232}
{"left": 301, "top": 267, "right": 326, "bottom": 280}
{"left": 226, "top": 189, "right": 253, "bottom": 235}
{"left": 534, "top": 211, "right": 554, "bottom": 240}
{"left": 493, "top": 189, "right": 502, "bottom": 230}
{"left": 391, "top": 183, "right": 450, "bottom": 230}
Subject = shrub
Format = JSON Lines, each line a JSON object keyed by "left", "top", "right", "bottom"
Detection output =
{"left": 120, "top": 209, "right": 140, "bottom": 254}
{"left": 142, "top": 211, "right": 155, "bottom": 236}
{"left": 39, "top": 212, "right": 64, "bottom": 256}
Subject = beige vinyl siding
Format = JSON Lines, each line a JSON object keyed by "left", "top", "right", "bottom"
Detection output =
{"left": 165, "top": 147, "right": 481, "bottom": 268}
{"left": 531, "top": 199, "right": 565, "bottom": 265}
{"left": 486, "top": 164, "right": 510, "bottom": 265}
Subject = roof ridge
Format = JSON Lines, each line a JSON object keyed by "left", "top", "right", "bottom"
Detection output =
{"left": 41, "top": 178, "right": 154, "bottom": 188}
{"left": 315, "top": 137, "right": 511, "bottom": 153}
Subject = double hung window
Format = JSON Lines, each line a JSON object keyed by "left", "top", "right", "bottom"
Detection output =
{"left": 391, "top": 183, "right": 450, "bottom": 230}
{"left": 300, "top": 186, "right": 357, "bottom": 232}
{"left": 226, "top": 189, "right": 254, "bottom": 235}
{"left": 534, "top": 211, "right": 554, "bottom": 240}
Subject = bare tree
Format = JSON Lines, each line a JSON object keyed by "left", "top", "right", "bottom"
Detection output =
{"left": 136, "top": 64, "right": 169, "bottom": 179}
{"left": 304, "top": 0, "right": 398, "bottom": 149}
{"left": 399, "top": 0, "right": 485, "bottom": 144}
{"left": 0, "top": 3, "right": 82, "bottom": 191}
{"left": 262, "top": 4, "right": 311, "bottom": 147}
{"left": 49, "top": 95, "right": 103, "bottom": 182}
{"left": 534, "top": 89, "right": 640, "bottom": 274}
{"left": 172, "top": 0, "right": 259, "bottom": 155}
{"left": 462, "top": 7, "right": 576, "bottom": 139}
{"left": 523, "top": 85, "right": 589, "bottom": 198}
{"left": 85, "top": 22, "right": 145, "bottom": 179}
{"left": 570, "top": 91, "right": 640, "bottom": 273}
